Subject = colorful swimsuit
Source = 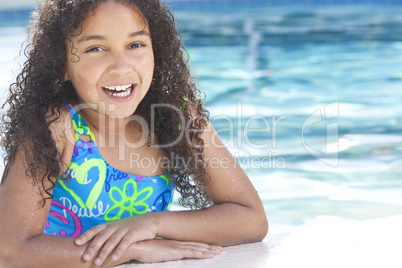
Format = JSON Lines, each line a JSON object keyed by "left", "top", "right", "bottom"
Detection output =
{"left": 44, "top": 103, "right": 174, "bottom": 237}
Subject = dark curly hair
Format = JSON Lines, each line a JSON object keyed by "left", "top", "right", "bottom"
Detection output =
{"left": 0, "top": 0, "right": 211, "bottom": 209}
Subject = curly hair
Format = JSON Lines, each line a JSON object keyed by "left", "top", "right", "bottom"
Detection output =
{"left": 0, "top": 0, "right": 211, "bottom": 209}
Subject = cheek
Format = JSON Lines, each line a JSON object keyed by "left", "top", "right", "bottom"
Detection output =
{"left": 138, "top": 53, "right": 155, "bottom": 77}
{"left": 147, "top": 61, "right": 155, "bottom": 80}
{"left": 69, "top": 57, "right": 102, "bottom": 76}
{"left": 69, "top": 61, "right": 102, "bottom": 90}
{"left": 81, "top": 59, "right": 103, "bottom": 76}
{"left": 144, "top": 61, "right": 155, "bottom": 84}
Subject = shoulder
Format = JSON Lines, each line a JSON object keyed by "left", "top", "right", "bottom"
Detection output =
{"left": 185, "top": 100, "right": 210, "bottom": 129}
{"left": 45, "top": 104, "right": 75, "bottom": 170}
{"left": 185, "top": 100, "right": 212, "bottom": 135}
{"left": 186, "top": 100, "right": 207, "bottom": 117}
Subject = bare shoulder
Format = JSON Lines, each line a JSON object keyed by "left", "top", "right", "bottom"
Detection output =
{"left": 46, "top": 104, "right": 75, "bottom": 167}
{"left": 0, "top": 114, "right": 68, "bottom": 260}
{"left": 185, "top": 100, "right": 210, "bottom": 131}
{"left": 187, "top": 101, "right": 264, "bottom": 209}
{"left": 186, "top": 100, "right": 208, "bottom": 117}
{"left": 0, "top": 105, "right": 74, "bottom": 235}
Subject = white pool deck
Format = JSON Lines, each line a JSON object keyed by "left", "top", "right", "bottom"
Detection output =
{"left": 116, "top": 214, "right": 402, "bottom": 268}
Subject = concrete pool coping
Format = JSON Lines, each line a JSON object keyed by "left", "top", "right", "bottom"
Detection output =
{"left": 116, "top": 214, "right": 402, "bottom": 268}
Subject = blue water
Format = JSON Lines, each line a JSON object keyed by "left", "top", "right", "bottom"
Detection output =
{"left": 1, "top": 4, "right": 402, "bottom": 232}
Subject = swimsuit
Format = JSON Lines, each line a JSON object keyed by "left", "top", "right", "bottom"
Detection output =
{"left": 43, "top": 103, "right": 174, "bottom": 237}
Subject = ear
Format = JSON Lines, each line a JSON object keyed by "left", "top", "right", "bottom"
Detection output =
{"left": 63, "top": 71, "right": 69, "bottom": 82}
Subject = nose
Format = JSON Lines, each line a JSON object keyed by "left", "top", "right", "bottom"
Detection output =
{"left": 107, "top": 52, "right": 132, "bottom": 76}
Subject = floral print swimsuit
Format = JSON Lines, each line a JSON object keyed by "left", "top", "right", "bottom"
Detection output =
{"left": 44, "top": 103, "right": 174, "bottom": 237}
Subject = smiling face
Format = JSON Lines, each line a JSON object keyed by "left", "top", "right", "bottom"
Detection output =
{"left": 65, "top": 1, "right": 154, "bottom": 118}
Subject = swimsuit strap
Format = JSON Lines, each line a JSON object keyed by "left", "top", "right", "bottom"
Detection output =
{"left": 63, "top": 98, "right": 187, "bottom": 145}
{"left": 63, "top": 103, "right": 96, "bottom": 142}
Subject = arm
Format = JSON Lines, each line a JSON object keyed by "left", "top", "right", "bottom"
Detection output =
{"left": 154, "top": 121, "right": 268, "bottom": 245}
{"left": 0, "top": 111, "right": 219, "bottom": 268}
{"left": 79, "top": 120, "right": 268, "bottom": 264}
{"left": 0, "top": 104, "right": 139, "bottom": 267}
{"left": 0, "top": 149, "right": 140, "bottom": 268}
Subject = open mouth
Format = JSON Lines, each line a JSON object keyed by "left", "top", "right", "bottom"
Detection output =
{"left": 102, "top": 84, "right": 133, "bottom": 97}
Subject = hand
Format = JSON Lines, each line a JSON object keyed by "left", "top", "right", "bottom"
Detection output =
{"left": 75, "top": 214, "right": 156, "bottom": 266}
{"left": 134, "top": 239, "right": 223, "bottom": 263}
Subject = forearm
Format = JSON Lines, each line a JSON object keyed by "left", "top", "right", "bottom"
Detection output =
{"left": 2, "top": 234, "right": 140, "bottom": 268}
{"left": 152, "top": 202, "right": 268, "bottom": 246}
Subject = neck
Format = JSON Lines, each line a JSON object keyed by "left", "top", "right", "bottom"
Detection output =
{"left": 75, "top": 102, "right": 130, "bottom": 137}
{"left": 71, "top": 101, "right": 148, "bottom": 148}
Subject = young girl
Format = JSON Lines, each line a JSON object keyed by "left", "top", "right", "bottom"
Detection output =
{"left": 0, "top": 0, "right": 268, "bottom": 267}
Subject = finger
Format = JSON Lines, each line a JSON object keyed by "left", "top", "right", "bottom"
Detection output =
{"left": 110, "top": 231, "right": 138, "bottom": 261}
{"left": 82, "top": 228, "right": 114, "bottom": 262}
{"left": 75, "top": 224, "right": 108, "bottom": 246}
{"left": 92, "top": 230, "right": 127, "bottom": 265}
{"left": 178, "top": 241, "right": 223, "bottom": 254}
{"left": 180, "top": 247, "right": 217, "bottom": 260}
{"left": 165, "top": 241, "right": 222, "bottom": 260}
{"left": 181, "top": 241, "right": 222, "bottom": 250}
{"left": 184, "top": 244, "right": 222, "bottom": 256}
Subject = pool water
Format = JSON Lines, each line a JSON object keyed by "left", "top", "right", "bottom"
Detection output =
{"left": 1, "top": 3, "right": 402, "bottom": 232}
{"left": 177, "top": 4, "right": 402, "bottom": 231}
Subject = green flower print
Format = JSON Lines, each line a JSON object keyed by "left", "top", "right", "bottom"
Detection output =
{"left": 104, "top": 178, "right": 153, "bottom": 222}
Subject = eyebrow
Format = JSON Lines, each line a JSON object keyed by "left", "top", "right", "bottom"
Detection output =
{"left": 77, "top": 30, "right": 151, "bottom": 43}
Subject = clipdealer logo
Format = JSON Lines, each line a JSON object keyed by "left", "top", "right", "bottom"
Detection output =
{"left": 302, "top": 101, "right": 339, "bottom": 167}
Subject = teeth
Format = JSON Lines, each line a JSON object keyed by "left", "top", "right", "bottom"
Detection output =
{"left": 103, "top": 84, "right": 133, "bottom": 97}
{"left": 111, "top": 90, "right": 131, "bottom": 97}
{"left": 103, "top": 84, "right": 132, "bottom": 91}
{"left": 105, "top": 89, "right": 131, "bottom": 97}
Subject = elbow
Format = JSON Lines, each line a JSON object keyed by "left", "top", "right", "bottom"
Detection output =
{"left": 0, "top": 237, "right": 27, "bottom": 268}
{"left": 250, "top": 211, "right": 268, "bottom": 243}
{"left": 245, "top": 192, "right": 268, "bottom": 243}
{"left": 251, "top": 201, "right": 269, "bottom": 243}
{"left": 0, "top": 243, "right": 15, "bottom": 268}
{"left": 257, "top": 214, "right": 269, "bottom": 242}
{"left": 0, "top": 252, "right": 6, "bottom": 268}
{"left": 0, "top": 254, "right": 12, "bottom": 268}
{"left": 237, "top": 203, "right": 268, "bottom": 244}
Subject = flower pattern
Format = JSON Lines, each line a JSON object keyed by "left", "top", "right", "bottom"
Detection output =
{"left": 44, "top": 103, "right": 174, "bottom": 237}
{"left": 104, "top": 178, "right": 154, "bottom": 222}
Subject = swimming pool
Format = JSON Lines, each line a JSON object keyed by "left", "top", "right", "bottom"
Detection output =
{"left": 1, "top": 1, "right": 402, "bottom": 233}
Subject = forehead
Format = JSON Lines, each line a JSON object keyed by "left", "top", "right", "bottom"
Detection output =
{"left": 75, "top": 1, "right": 148, "bottom": 35}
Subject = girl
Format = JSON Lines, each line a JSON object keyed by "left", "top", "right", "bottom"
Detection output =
{"left": 0, "top": 0, "right": 268, "bottom": 267}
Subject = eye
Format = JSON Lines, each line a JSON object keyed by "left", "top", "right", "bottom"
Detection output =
{"left": 86, "top": 47, "right": 104, "bottom": 53}
{"left": 130, "top": 43, "right": 144, "bottom": 49}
